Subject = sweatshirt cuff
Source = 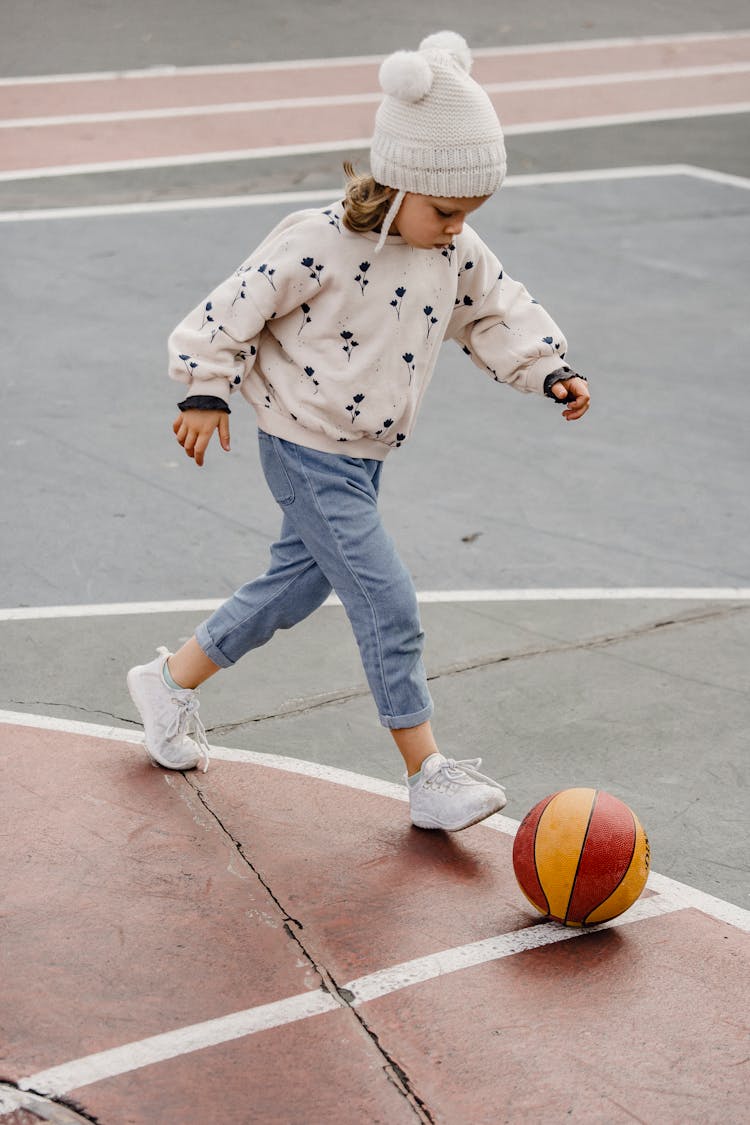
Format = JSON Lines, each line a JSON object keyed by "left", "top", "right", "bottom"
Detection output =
{"left": 178, "top": 395, "right": 231, "bottom": 414}
{"left": 544, "top": 366, "right": 586, "bottom": 401}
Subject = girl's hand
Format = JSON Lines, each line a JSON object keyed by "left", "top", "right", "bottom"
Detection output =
{"left": 172, "top": 409, "right": 231, "bottom": 467}
{"left": 549, "top": 376, "right": 590, "bottom": 421}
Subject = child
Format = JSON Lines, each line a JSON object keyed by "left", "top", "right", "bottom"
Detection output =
{"left": 127, "top": 30, "right": 590, "bottom": 831}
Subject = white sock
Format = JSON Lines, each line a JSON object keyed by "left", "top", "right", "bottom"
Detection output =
{"left": 162, "top": 660, "right": 184, "bottom": 691}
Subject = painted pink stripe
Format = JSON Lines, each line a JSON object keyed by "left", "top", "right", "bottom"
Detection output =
{"left": 3, "top": 70, "right": 749, "bottom": 173}
{"left": 1, "top": 34, "right": 749, "bottom": 120}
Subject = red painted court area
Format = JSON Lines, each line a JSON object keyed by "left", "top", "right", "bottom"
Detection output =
{"left": 2, "top": 33, "right": 749, "bottom": 176}
{"left": 1, "top": 719, "right": 748, "bottom": 1123}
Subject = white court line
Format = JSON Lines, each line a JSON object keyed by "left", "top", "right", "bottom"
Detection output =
{"left": 3, "top": 102, "right": 750, "bottom": 182}
{"left": 1, "top": 586, "right": 749, "bottom": 622}
{"left": 0, "top": 29, "right": 748, "bottom": 86}
{"left": 5, "top": 63, "right": 749, "bottom": 128}
{"left": 1, "top": 163, "right": 748, "bottom": 223}
{"left": 17, "top": 895, "right": 680, "bottom": 1098}
{"left": 2, "top": 707, "right": 749, "bottom": 936}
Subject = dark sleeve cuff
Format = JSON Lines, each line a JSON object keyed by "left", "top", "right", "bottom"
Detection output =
{"left": 544, "top": 366, "right": 587, "bottom": 402}
{"left": 178, "top": 395, "right": 231, "bottom": 414}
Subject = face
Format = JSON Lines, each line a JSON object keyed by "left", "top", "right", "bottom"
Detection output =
{"left": 390, "top": 192, "right": 491, "bottom": 249}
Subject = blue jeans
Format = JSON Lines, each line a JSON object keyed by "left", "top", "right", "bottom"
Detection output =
{"left": 195, "top": 432, "right": 434, "bottom": 729}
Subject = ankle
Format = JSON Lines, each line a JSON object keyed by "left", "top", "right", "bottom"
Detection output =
{"left": 390, "top": 720, "right": 440, "bottom": 776}
{"left": 162, "top": 658, "right": 187, "bottom": 691}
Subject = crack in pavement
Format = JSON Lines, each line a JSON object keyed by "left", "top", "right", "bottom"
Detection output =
{"left": 7, "top": 702, "right": 138, "bottom": 726}
{"left": 207, "top": 602, "right": 749, "bottom": 736}
{"left": 183, "top": 775, "right": 434, "bottom": 1123}
{"left": 0, "top": 1081, "right": 100, "bottom": 1123}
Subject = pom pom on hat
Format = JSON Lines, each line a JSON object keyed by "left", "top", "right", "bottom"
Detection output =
{"left": 371, "top": 30, "right": 506, "bottom": 201}
{"left": 418, "top": 30, "right": 472, "bottom": 73}
{"left": 379, "top": 50, "right": 433, "bottom": 102}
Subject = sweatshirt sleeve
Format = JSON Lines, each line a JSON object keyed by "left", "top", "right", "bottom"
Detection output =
{"left": 446, "top": 232, "right": 569, "bottom": 395}
{"left": 168, "top": 211, "right": 327, "bottom": 402}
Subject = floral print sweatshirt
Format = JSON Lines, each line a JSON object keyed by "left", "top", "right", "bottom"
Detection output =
{"left": 169, "top": 201, "right": 571, "bottom": 459}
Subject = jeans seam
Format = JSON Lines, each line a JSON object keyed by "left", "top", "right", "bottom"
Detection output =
{"left": 293, "top": 445, "right": 396, "bottom": 720}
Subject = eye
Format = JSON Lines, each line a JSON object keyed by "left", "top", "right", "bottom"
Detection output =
{"left": 436, "top": 208, "right": 454, "bottom": 218}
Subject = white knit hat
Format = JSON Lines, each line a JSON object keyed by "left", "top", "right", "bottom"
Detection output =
{"left": 370, "top": 32, "right": 506, "bottom": 249}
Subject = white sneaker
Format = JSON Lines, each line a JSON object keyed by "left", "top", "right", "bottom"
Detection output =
{"left": 408, "top": 753, "right": 506, "bottom": 831}
{"left": 126, "top": 647, "right": 210, "bottom": 772}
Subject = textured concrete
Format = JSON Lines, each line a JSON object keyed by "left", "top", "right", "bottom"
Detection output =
{"left": 3, "top": 173, "right": 749, "bottom": 605}
{"left": 2, "top": 598, "right": 748, "bottom": 908}
{"left": 3, "top": 0, "right": 749, "bottom": 76}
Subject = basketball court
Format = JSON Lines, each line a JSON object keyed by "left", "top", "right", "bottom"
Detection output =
{"left": 1, "top": 3, "right": 749, "bottom": 1121}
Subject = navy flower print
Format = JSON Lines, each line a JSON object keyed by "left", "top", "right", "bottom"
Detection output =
{"left": 346, "top": 392, "right": 365, "bottom": 423}
{"left": 301, "top": 366, "right": 319, "bottom": 393}
{"left": 323, "top": 208, "right": 342, "bottom": 233}
{"left": 390, "top": 286, "right": 406, "bottom": 319}
{"left": 301, "top": 257, "right": 324, "bottom": 286}
{"left": 375, "top": 418, "right": 394, "bottom": 437}
{"left": 441, "top": 243, "right": 456, "bottom": 265}
{"left": 298, "top": 302, "right": 311, "bottom": 335}
{"left": 423, "top": 305, "right": 438, "bottom": 340}
{"left": 304, "top": 365, "right": 319, "bottom": 393}
{"left": 402, "top": 352, "right": 415, "bottom": 383}
{"left": 458, "top": 260, "right": 474, "bottom": 279}
{"left": 179, "top": 353, "right": 198, "bottom": 378}
{"left": 200, "top": 301, "right": 213, "bottom": 329}
{"left": 232, "top": 280, "right": 246, "bottom": 306}
{"left": 258, "top": 263, "right": 277, "bottom": 290}
{"left": 454, "top": 294, "right": 474, "bottom": 309}
{"left": 355, "top": 262, "right": 370, "bottom": 295}
{"left": 341, "top": 330, "right": 359, "bottom": 362}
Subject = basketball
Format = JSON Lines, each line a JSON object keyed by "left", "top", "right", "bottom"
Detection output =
{"left": 512, "top": 788, "right": 650, "bottom": 927}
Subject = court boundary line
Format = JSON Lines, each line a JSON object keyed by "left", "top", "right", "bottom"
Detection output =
{"left": 1, "top": 29, "right": 748, "bottom": 86}
{"left": 0, "top": 162, "right": 747, "bottom": 223}
{"left": 2, "top": 706, "right": 749, "bottom": 934}
{"left": 2, "top": 587, "right": 749, "bottom": 622}
{"left": 3, "top": 103, "right": 750, "bottom": 181}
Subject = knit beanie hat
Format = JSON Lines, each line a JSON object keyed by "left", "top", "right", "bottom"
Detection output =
{"left": 370, "top": 30, "right": 506, "bottom": 249}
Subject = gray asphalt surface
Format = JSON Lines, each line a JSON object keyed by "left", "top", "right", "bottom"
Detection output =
{"left": 1, "top": 1, "right": 749, "bottom": 911}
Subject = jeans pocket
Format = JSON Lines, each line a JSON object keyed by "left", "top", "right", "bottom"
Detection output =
{"left": 259, "top": 432, "right": 295, "bottom": 506}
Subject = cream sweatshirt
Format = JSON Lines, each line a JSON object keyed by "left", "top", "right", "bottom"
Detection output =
{"left": 169, "top": 200, "right": 570, "bottom": 459}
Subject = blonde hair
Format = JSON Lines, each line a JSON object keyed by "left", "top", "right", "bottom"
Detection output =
{"left": 341, "top": 162, "right": 396, "bottom": 234}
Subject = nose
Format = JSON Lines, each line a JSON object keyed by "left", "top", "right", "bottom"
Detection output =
{"left": 445, "top": 218, "right": 464, "bottom": 236}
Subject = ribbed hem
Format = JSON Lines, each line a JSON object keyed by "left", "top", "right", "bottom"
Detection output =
{"left": 371, "top": 139, "right": 506, "bottom": 197}
{"left": 378, "top": 700, "right": 434, "bottom": 730}
{"left": 255, "top": 407, "right": 392, "bottom": 460}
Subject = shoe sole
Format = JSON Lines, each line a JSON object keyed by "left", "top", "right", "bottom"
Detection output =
{"left": 126, "top": 667, "right": 201, "bottom": 771}
{"left": 410, "top": 796, "right": 508, "bottom": 832}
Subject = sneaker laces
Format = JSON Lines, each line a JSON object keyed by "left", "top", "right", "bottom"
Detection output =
{"left": 165, "top": 696, "right": 210, "bottom": 772}
{"left": 433, "top": 756, "right": 505, "bottom": 793}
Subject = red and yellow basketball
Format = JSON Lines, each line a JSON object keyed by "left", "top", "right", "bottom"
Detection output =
{"left": 512, "top": 788, "right": 650, "bottom": 927}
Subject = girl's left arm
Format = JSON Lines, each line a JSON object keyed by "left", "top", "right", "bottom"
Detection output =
{"left": 447, "top": 235, "right": 586, "bottom": 406}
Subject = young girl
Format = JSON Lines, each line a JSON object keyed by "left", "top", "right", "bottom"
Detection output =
{"left": 127, "top": 30, "right": 590, "bottom": 831}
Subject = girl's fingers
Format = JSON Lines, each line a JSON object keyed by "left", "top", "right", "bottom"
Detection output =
{"left": 193, "top": 434, "right": 210, "bottom": 466}
{"left": 218, "top": 413, "right": 231, "bottom": 452}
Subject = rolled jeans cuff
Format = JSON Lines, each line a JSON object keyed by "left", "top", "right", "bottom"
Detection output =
{"left": 195, "top": 621, "right": 236, "bottom": 669}
{"left": 378, "top": 699, "right": 434, "bottom": 730}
